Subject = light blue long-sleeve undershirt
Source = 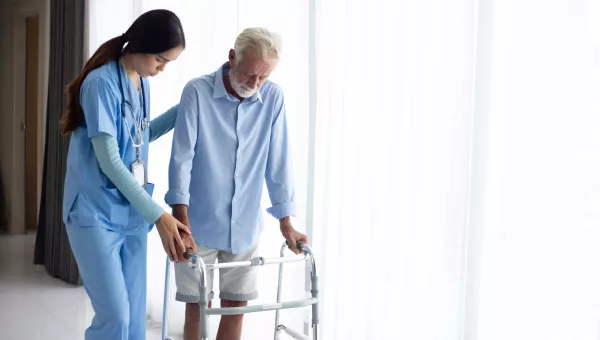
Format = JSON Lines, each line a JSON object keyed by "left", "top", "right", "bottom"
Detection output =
{"left": 91, "top": 104, "right": 179, "bottom": 223}
{"left": 149, "top": 105, "right": 179, "bottom": 142}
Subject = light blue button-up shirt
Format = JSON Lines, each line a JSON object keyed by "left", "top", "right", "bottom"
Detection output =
{"left": 165, "top": 63, "right": 295, "bottom": 254}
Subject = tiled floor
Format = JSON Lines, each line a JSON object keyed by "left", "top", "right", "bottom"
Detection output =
{"left": 0, "top": 232, "right": 309, "bottom": 340}
{"left": 0, "top": 233, "right": 164, "bottom": 340}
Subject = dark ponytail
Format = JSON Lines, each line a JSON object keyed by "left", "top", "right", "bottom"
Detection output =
{"left": 60, "top": 35, "right": 127, "bottom": 135}
{"left": 60, "top": 9, "right": 185, "bottom": 135}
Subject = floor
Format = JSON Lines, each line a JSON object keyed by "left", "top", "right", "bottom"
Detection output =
{"left": 0, "top": 232, "right": 309, "bottom": 340}
{"left": 0, "top": 233, "right": 164, "bottom": 340}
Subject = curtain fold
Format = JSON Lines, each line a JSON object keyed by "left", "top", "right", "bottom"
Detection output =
{"left": 0, "top": 174, "right": 7, "bottom": 233}
{"left": 34, "top": 0, "right": 86, "bottom": 285}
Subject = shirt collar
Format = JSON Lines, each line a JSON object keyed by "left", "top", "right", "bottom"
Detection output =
{"left": 213, "top": 62, "right": 262, "bottom": 103}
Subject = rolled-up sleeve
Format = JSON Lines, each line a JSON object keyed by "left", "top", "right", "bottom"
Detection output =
{"left": 265, "top": 90, "right": 296, "bottom": 219}
{"left": 165, "top": 83, "right": 199, "bottom": 206}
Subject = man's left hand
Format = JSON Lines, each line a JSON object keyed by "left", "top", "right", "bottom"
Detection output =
{"left": 280, "top": 217, "right": 308, "bottom": 254}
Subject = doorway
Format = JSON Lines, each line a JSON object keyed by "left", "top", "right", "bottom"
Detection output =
{"left": 7, "top": 1, "right": 48, "bottom": 235}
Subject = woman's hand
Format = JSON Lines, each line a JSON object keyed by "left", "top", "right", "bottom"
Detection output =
{"left": 155, "top": 212, "right": 191, "bottom": 262}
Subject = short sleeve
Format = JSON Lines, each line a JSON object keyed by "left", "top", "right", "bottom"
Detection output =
{"left": 80, "top": 77, "right": 119, "bottom": 138}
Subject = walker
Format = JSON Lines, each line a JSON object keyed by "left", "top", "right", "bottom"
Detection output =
{"left": 160, "top": 241, "right": 319, "bottom": 340}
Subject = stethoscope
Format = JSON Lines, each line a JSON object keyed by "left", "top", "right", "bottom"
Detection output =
{"left": 116, "top": 59, "right": 149, "bottom": 158}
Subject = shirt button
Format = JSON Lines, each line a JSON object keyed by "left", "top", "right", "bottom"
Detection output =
{"left": 232, "top": 220, "right": 236, "bottom": 224}
{"left": 233, "top": 197, "right": 236, "bottom": 202}
{"left": 236, "top": 173, "right": 239, "bottom": 176}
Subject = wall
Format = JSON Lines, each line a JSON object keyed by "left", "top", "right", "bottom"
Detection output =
{"left": 0, "top": 0, "right": 14, "bottom": 231}
{"left": 0, "top": 0, "right": 50, "bottom": 234}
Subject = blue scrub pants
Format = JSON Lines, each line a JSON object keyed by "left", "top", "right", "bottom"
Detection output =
{"left": 66, "top": 224, "right": 147, "bottom": 340}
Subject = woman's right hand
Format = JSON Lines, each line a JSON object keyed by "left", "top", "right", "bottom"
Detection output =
{"left": 155, "top": 212, "right": 191, "bottom": 262}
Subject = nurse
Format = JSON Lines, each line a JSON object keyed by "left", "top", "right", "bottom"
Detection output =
{"left": 59, "top": 9, "right": 190, "bottom": 340}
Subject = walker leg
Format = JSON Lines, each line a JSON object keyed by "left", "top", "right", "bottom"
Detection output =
{"left": 161, "top": 256, "right": 172, "bottom": 340}
{"left": 190, "top": 254, "right": 209, "bottom": 340}
{"left": 199, "top": 285, "right": 209, "bottom": 340}
{"left": 274, "top": 242, "right": 287, "bottom": 340}
{"left": 311, "top": 274, "right": 319, "bottom": 340}
{"left": 305, "top": 244, "right": 319, "bottom": 340}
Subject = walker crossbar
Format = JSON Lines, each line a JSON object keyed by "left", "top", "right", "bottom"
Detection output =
{"left": 198, "top": 252, "right": 308, "bottom": 270}
{"left": 161, "top": 241, "right": 319, "bottom": 340}
{"left": 206, "top": 297, "right": 318, "bottom": 316}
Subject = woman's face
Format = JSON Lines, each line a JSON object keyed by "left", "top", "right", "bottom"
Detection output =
{"left": 134, "top": 45, "right": 183, "bottom": 78}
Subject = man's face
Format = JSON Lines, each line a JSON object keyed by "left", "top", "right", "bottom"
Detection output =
{"left": 229, "top": 49, "right": 277, "bottom": 98}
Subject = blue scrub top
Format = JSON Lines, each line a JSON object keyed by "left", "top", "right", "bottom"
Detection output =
{"left": 63, "top": 60, "right": 154, "bottom": 235}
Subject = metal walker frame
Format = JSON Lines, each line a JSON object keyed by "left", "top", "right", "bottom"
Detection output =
{"left": 161, "top": 241, "right": 319, "bottom": 340}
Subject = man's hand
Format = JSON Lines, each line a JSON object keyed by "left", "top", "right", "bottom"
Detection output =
{"left": 171, "top": 204, "right": 197, "bottom": 260}
{"left": 279, "top": 216, "right": 308, "bottom": 254}
{"left": 180, "top": 232, "right": 197, "bottom": 260}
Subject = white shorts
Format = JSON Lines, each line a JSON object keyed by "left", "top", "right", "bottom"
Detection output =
{"left": 174, "top": 242, "right": 259, "bottom": 303}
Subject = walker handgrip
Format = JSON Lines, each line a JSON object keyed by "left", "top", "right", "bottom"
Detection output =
{"left": 183, "top": 247, "right": 194, "bottom": 260}
{"left": 286, "top": 240, "right": 305, "bottom": 251}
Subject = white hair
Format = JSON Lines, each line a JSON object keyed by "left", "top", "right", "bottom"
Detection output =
{"left": 234, "top": 27, "right": 282, "bottom": 63}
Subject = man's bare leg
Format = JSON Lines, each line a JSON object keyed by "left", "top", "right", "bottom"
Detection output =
{"left": 184, "top": 301, "right": 211, "bottom": 340}
{"left": 215, "top": 299, "right": 247, "bottom": 340}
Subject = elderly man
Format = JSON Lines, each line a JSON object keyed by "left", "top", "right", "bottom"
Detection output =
{"left": 165, "top": 27, "right": 308, "bottom": 340}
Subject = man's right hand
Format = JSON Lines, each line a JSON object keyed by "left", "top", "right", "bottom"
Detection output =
{"left": 172, "top": 204, "right": 198, "bottom": 259}
{"left": 181, "top": 233, "right": 198, "bottom": 259}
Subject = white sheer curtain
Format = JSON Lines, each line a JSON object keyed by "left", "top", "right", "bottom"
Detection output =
{"left": 311, "top": 0, "right": 478, "bottom": 339}
{"left": 86, "top": 1, "right": 600, "bottom": 339}
{"left": 311, "top": 0, "right": 600, "bottom": 339}
{"left": 467, "top": 1, "right": 600, "bottom": 339}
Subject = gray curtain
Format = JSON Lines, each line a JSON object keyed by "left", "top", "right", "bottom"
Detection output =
{"left": 34, "top": 0, "right": 85, "bottom": 285}
{"left": 0, "top": 174, "right": 6, "bottom": 233}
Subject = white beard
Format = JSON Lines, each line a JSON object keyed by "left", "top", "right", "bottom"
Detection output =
{"left": 229, "top": 70, "right": 258, "bottom": 98}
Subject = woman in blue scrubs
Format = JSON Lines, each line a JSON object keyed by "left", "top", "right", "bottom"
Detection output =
{"left": 60, "top": 9, "right": 190, "bottom": 340}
